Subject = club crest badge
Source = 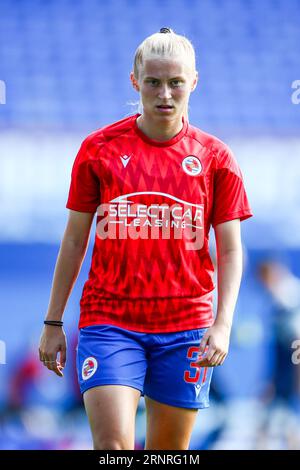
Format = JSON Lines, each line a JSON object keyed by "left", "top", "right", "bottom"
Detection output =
{"left": 82, "top": 357, "right": 98, "bottom": 380}
{"left": 182, "top": 156, "right": 202, "bottom": 176}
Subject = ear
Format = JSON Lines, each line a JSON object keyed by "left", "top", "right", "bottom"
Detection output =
{"left": 190, "top": 71, "right": 198, "bottom": 92}
{"left": 130, "top": 72, "right": 140, "bottom": 92}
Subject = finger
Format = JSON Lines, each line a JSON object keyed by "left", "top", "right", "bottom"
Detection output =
{"left": 209, "top": 352, "right": 223, "bottom": 367}
{"left": 201, "top": 344, "right": 216, "bottom": 363}
{"left": 219, "top": 353, "right": 227, "bottom": 366}
{"left": 196, "top": 358, "right": 214, "bottom": 368}
{"left": 196, "top": 347, "right": 211, "bottom": 367}
{"left": 198, "top": 334, "right": 210, "bottom": 355}
{"left": 43, "top": 357, "right": 55, "bottom": 371}
{"left": 196, "top": 349, "right": 214, "bottom": 367}
{"left": 198, "top": 345, "right": 209, "bottom": 360}
{"left": 211, "top": 352, "right": 227, "bottom": 367}
{"left": 41, "top": 355, "right": 50, "bottom": 365}
{"left": 49, "top": 359, "right": 63, "bottom": 377}
{"left": 44, "top": 358, "right": 63, "bottom": 377}
{"left": 39, "top": 349, "right": 45, "bottom": 362}
{"left": 50, "top": 362, "right": 64, "bottom": 377}
{"left": 197, "top": 350, "right": 220, "bottom": 367}
{"left": 59, "top": 348, "right": 67, "bottom": 368}
{"left": 54, "top": 363, "right": 64, "bottom": 377}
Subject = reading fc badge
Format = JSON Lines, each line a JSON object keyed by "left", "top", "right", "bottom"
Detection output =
{"left": 82, "top": 357, "right": 98, "bottom": 380}
{"left": 182, "top": 156, "right": 202, "bottom": 176}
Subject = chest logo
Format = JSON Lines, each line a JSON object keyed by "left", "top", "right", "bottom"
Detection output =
{"left": 182, "top": 156, "right": 202, "bottom": 176}
{"left": 120, "top": 155, "right": 131, "bottom": 168}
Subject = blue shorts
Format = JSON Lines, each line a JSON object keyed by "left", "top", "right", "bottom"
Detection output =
{"left": 76, "top": 324, "right": 213, "bottom": 409}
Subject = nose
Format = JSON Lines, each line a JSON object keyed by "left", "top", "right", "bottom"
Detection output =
{"left": 158, "top": 84, "right": 172, "bottom": 100}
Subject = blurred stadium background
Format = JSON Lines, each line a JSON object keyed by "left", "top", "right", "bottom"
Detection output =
{"left": 0, "top": 0, "right": 300, "bottom": 450}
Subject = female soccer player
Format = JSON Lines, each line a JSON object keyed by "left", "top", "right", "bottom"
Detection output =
{"left": 39, "top": 28, "right": 253, "bottom": 450}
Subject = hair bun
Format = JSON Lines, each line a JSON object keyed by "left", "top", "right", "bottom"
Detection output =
{"left": 159, "top": 27, "right": 172, "bottom": 34}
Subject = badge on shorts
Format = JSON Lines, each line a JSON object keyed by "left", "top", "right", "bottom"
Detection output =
{"left": 182, "top": 156, "right": 202, "bottom": 176}
{"left": 82, "top": 356, "right": 98, "bottom": 380}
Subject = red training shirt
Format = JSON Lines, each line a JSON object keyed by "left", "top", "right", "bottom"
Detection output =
{"left": 66, "top": 113, "right": 253, "bottom": 332}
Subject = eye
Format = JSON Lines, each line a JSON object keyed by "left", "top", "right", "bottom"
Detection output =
{"left": 148, "top": 79, "right": 159, "bottom": 86}
{"left": 170, "top": 80, "right": 183, "bottom": 87}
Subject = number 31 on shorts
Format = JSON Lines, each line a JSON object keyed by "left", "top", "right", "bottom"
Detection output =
{"left": 184, "top": 346, "right": 208, "bottom": 384}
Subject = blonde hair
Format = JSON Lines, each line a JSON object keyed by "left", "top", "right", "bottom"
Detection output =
{"left": 133, "top": 28, "right": 196, "bottom": 80}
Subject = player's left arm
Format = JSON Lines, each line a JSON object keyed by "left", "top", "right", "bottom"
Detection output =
{"left": 196, "top": 218, "right": 243, "bottom": 367}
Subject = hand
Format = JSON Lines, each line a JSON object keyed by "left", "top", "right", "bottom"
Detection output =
{"left": 38, "top": 325, "right": 67, "bottom": 377}
{"left": 196, "top": 323, "right": 231, "bottom": 368}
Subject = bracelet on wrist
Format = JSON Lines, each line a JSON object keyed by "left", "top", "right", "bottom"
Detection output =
{"left": 44, "top": 320, "right": 63, "bottom": 327}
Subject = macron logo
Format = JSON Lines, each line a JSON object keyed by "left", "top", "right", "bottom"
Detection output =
{"left": 120, "top": 155, "right": 131, "bottom": 168}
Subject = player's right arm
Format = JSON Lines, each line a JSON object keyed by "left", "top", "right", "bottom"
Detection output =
{"left": 39, "top": 209, "right": 95, "bottom": 377}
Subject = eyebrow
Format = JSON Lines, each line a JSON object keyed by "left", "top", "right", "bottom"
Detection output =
{"left": 144, "top": 76, "right": 185, "bottom": 80}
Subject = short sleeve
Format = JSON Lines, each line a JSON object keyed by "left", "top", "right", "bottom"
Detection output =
{"left": 66, "top": 136, "right": 100, "bottom": 213}
{"left": 211, "top": 146, "right": 253, "bottom": 228}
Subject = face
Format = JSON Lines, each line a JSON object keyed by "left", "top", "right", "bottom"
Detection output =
{"left": 130, "top": 56, "right": 198, "bottom": 122}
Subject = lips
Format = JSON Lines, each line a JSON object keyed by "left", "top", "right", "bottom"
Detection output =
{"left": 157, "top": 105, "right": 173, "bottom": 109}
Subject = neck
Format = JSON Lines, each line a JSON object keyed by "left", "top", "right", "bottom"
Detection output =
{"left": 136, "top": 114, "right": 184, "bottom": 142}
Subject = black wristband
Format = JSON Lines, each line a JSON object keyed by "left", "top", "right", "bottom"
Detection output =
{"left": 44, "top": 320, "right": 63, "bottom": 327}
